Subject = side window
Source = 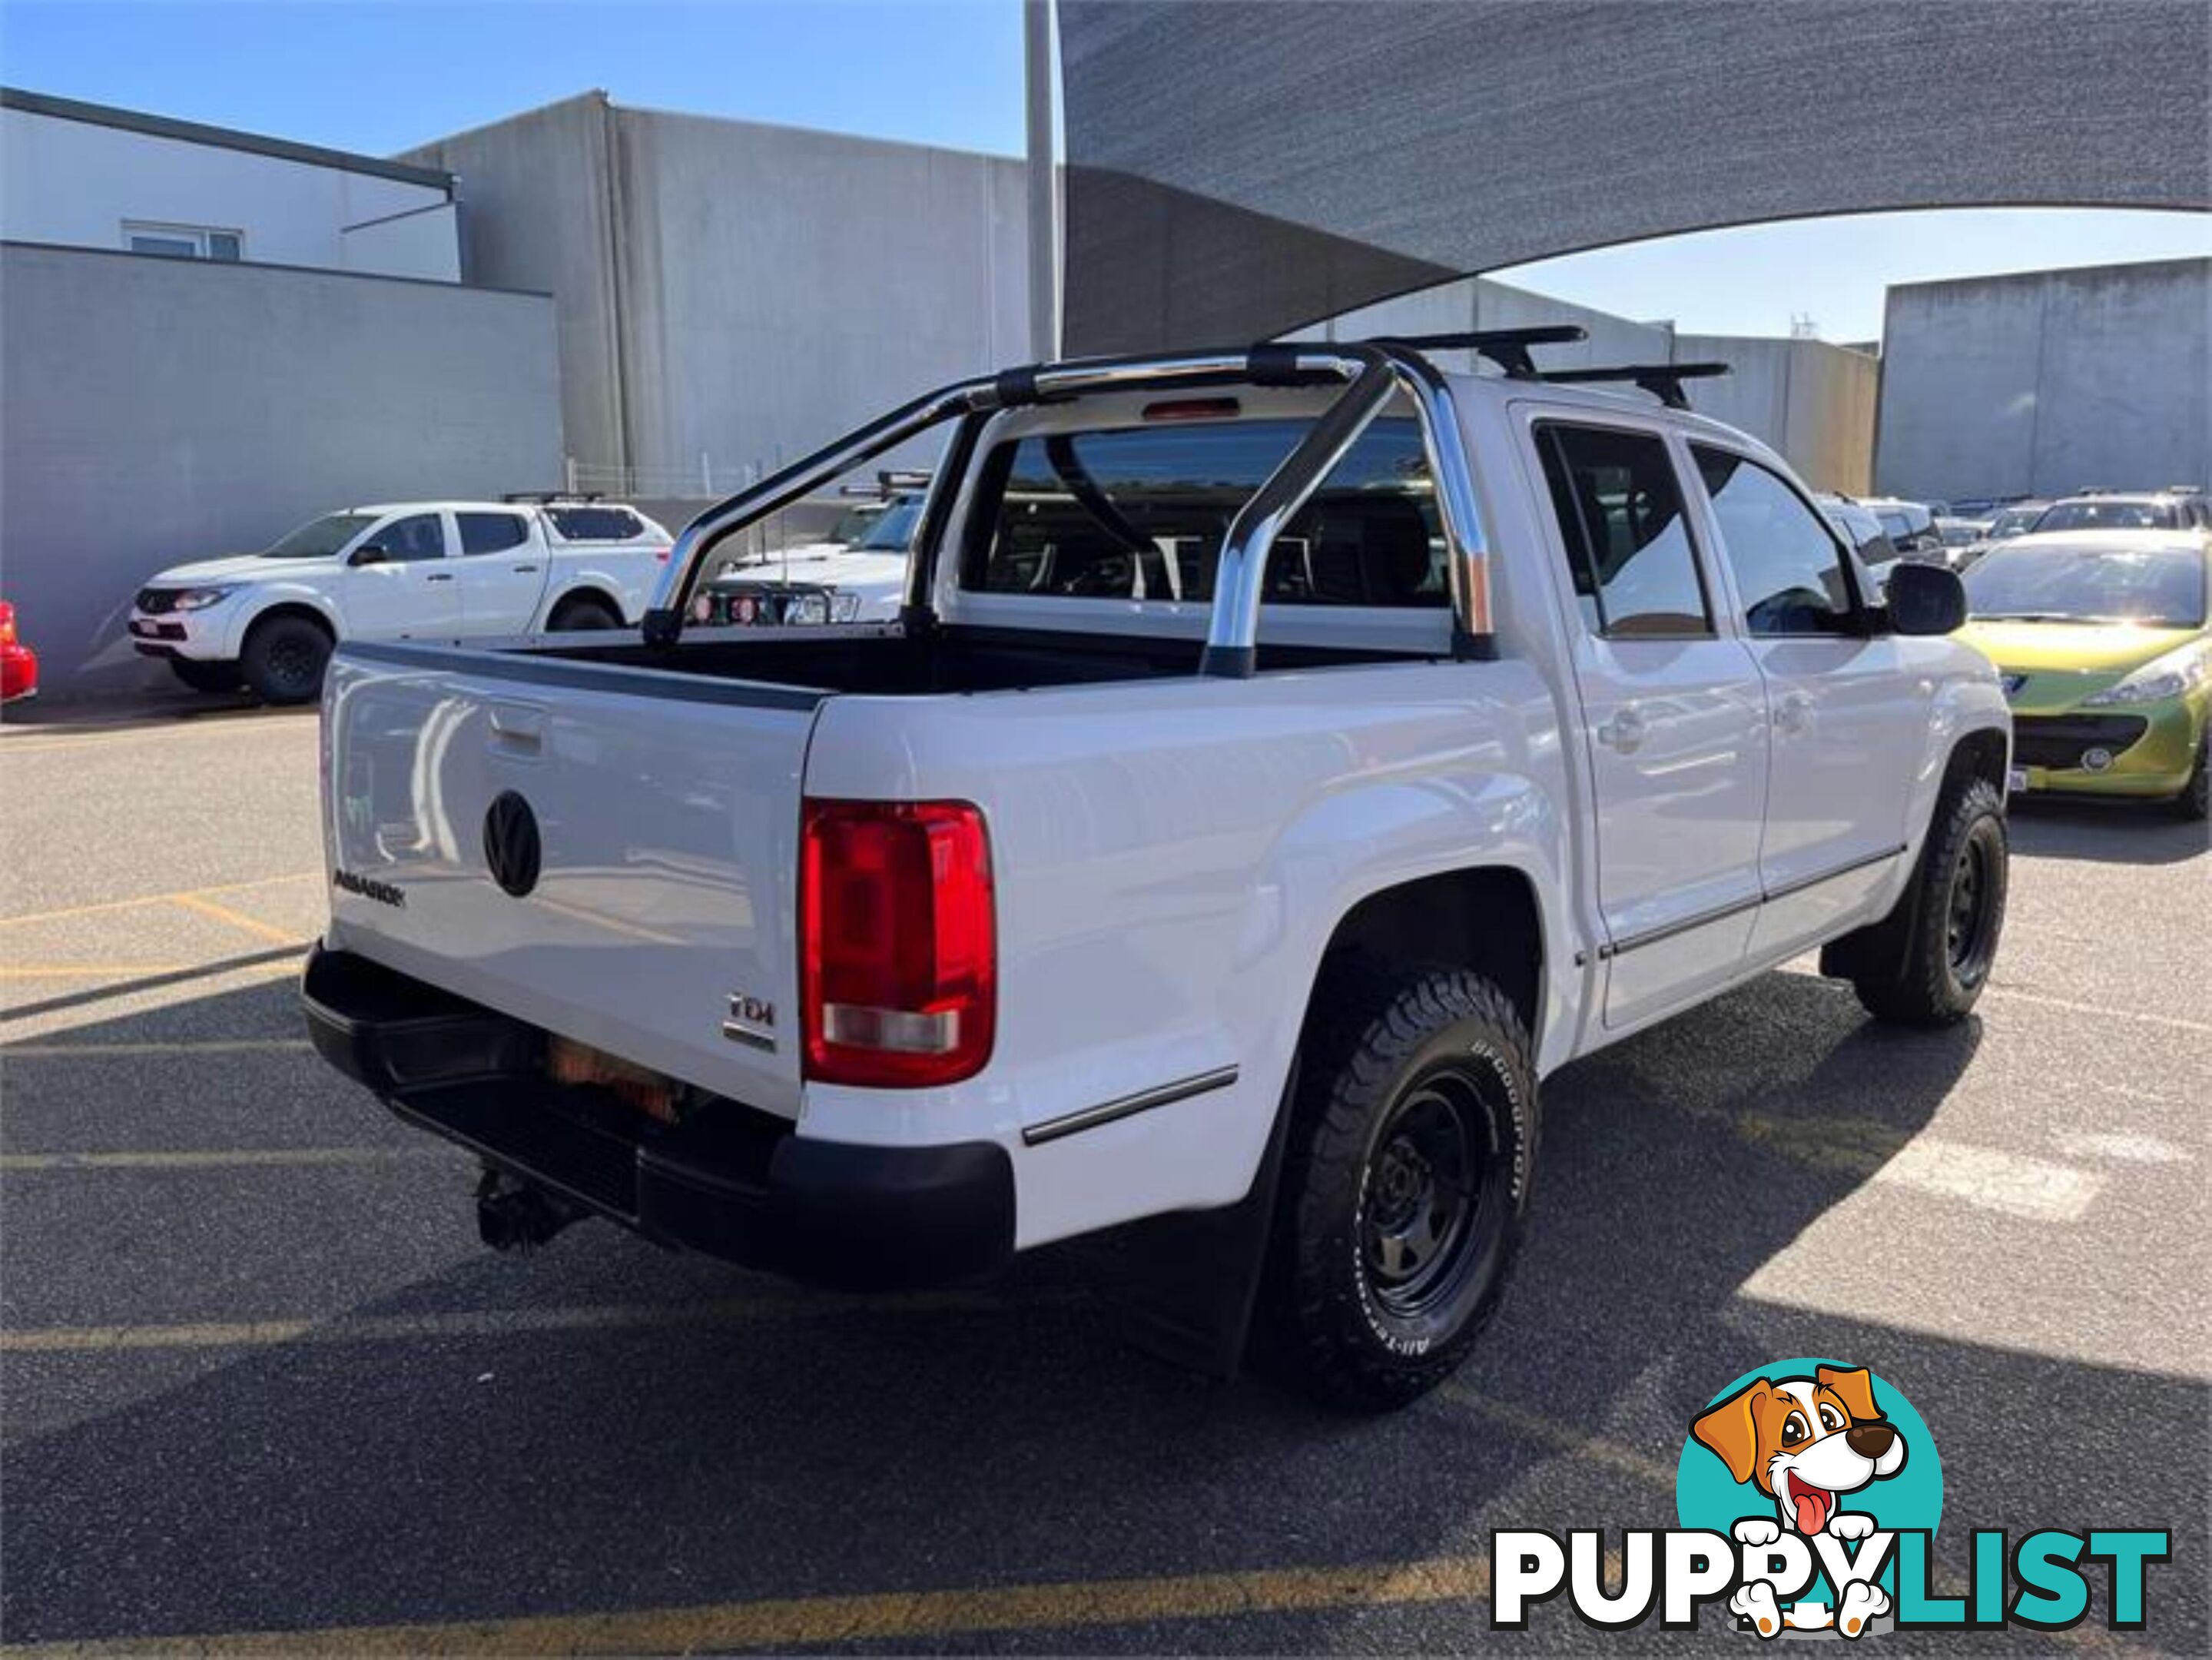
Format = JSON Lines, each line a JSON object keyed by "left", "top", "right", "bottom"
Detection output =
{"left": 373, "top": 513, "right": 448, "bottom": 563}
{"left": 1536, "top": 423, "right": 1712, "bottom": 638}
{"left": 1692, "top": 447, "right": 1861, "bottom": 636}
{"left": 457, "top": 512, "right": 529, "bottom": 555}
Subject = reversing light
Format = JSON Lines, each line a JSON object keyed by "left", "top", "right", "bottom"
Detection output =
{"left": 801, "top": 798, "right": 995, "bottom": 1087}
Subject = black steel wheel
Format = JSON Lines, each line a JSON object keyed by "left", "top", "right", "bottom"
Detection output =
{"left": 1847, "top": 774, "right": 2008, "bottom": 1027}
{"left": 1361, "top": 1066, "right": 1507, "bottom": 1323}
{"left": 1262, "top": 963, "right": 1537, "bottom": 1412}
{"left": 239, "top": 614, "right": 333, "bottom": 706}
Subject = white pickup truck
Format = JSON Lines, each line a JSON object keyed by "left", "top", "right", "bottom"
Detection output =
{"left": 129, "top": 498, "right": 672, "bottom": 704}
{"left": 302, "top": 330, "right": 2011, "bottom": 1409}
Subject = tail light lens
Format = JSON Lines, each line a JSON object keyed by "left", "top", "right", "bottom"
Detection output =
{"left": 801, "top": 798, "right": 994, "bottom": 1087}
{"left": 0, "top": 603, "right": 15, "bottom": 646}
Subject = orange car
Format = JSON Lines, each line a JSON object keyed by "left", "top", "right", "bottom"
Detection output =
{"left": 1, "top": 601, "right": 38, "bottom": 703}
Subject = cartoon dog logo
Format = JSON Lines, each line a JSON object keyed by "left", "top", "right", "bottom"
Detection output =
{"left": 1693, "top": 1364, "right": 1908, "bottom": 1637}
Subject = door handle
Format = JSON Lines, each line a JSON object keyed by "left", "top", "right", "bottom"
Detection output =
{"left": 424, "top": 573, "right": 455, "bottom": 583}
{"left": 512, "top": 564, "right": 539, "bottom": 573}
{"left": 1596, "top": 706, "right": 1648, "bottom": 753}
{"left": 1773, "top": 691, "right": 1815, "bottom": 735}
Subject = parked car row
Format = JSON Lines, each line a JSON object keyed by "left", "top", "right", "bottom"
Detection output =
{"left": 115, "top": 478, "right": 935, "bottom": 707}
{"left": 128, "top": 497, "right": 676, "bottom": 704}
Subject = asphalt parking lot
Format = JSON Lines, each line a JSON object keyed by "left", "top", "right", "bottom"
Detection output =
{"left": 2, "top": 699, "right": 2206, "bottom": 1655}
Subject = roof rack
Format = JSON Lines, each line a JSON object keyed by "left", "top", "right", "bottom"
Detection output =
{"left": 502, "top": 490, "right": 607, "bottom": 504}
{"left": 1369, "top": 325, "right": 1587, "bottom": 379}
{"left": 1539, "top": 362, "right": 1731, "bottom": 410}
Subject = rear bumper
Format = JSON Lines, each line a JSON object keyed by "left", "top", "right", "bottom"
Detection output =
{"left": 300, "top": 945, "right": 1013, "bottom": 1288}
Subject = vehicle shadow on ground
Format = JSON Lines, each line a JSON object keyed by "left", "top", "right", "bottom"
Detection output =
{"left": 0, "top": 689, "right": 283, "bottom": 734}
{"left": 2008, "top": 796, "right": 2207, "bottom": 867}
{"left": 2, "top": 974, "right": 2202, "bottom": 1652}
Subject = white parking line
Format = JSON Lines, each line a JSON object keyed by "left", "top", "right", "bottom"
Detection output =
{"left": 1872, "top": 1136, "right": 2104, "bottom": 1224}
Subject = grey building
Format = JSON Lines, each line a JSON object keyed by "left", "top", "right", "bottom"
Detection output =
{"left": 0, "top": 89, "right": 562, "bottom": 699}
{"left": 401, "top": 93, "right": 1029, "bottom": 496}
{"left": 1875, "top": 257, "right": 2212, "bottom": 501}
{"left": 1303, "top": 277, "right": 1878, "bottom": 492}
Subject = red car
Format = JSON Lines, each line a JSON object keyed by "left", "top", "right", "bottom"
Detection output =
{"left": 1, "top": 601, "right": 38, "bottom": 703}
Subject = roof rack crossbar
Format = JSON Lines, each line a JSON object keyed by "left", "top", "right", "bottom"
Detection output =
{"left": 1540, "top": 362, "right": 1731, "bottom": 410}
{"left": 1368, "top": 325, "right": 1588, "bottom": 379}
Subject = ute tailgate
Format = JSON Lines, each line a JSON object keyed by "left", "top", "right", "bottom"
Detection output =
{"left": 320, "top": 642, "right": 821, "bottom": 1118}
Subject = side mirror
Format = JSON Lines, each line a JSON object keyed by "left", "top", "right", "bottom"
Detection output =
{"left": 349, "top": 544, "right": 390, "bottom": 567}
{"left": 1884, "top": 561, "right": 1968, "bottom": 636}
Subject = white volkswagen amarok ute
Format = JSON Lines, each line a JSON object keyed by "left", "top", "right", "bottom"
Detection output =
{"left": 302, "top": 330, "right": 2011, "bottom": 1409}
{"left": 129, "top": 497, "right": 672, "bottom": 704}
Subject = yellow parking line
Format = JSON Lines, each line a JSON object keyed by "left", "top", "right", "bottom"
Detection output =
{"left": 1443, "top": 1386, "right": 1679, "bottom": 1488}
{"left": 0, "top": 719, "right": 314, "bottom": 759}
{"left": 166, "top": 892, "right": 303, "bottom": 947}
{"left": 0, "top": 1147, "right": 445, "bottom": 1173}
{"left": 0, "top": 1554, "right": 1497, "bottom": 1657}
{"left": 0, "top": 1038, "right": 314, "bottom": 1057}
{"left": 0, "top": 872, "right": 320, "bottom": 931}
{"left": 0, "top": 1289, "right": 1055, "bottom": 1354}
{"left": 0, "top": 965, "right": 205, "bottom": 979}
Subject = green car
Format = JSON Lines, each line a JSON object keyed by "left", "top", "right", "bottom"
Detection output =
{"left": 1957, "top": 532, "right": 2210, "bottom": 821}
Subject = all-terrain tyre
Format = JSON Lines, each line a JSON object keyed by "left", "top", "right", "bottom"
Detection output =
{"left": 168, "top": 658, "right": 244, "bottom": 694}
{"left": 239, "top": 614, "right": 333, "bottom": 706}
{"left": 2172, "top": 738, "right": 2208, "bottom": 822}
{"left": 1260, "top": 963, "right": 1537, "bottom": 1412}
{"left": 546, "top": 594, "right": 623, "bottom": 632}
{"left": 1848, "top": 775, "right": 2008, "bottom": 1027}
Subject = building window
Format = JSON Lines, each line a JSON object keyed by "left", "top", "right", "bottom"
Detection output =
{"left": 122, "top": 221, "right": 244, "bottom": 261}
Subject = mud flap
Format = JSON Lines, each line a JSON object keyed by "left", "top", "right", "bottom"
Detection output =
{"left": 1111, "top": 1064, "right": 1296, "bottom": 1380}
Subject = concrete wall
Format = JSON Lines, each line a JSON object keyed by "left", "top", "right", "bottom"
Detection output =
{"left": 403, "top": 95, "right": 627, "bottom": 479}
{"left": 1675, "top": 335, "right": 1879, "bottom": 493}
{"left": 1303, "top": 277, "right": 1875, "bottom": 490}
{"left": 0, "top": 243, "right": 561, "bottom": 697}
{"left": 1875, "top": 258, "right": 2212, "bottom": 501}
{"left": 403, "top": 94, "right": 1026, "bottom": 489}
{"left": 1, "top": 104, "right": 458, "bottom": 281}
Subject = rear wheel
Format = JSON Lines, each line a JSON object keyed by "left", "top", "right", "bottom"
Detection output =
{"left": 2172, "top": 737, "right": 2209, "bottom": 822}
{"left": 240, "top": 615, "right": 333, "bottom": 706}
{"left": 547, "top": 594, "right": 623, "bottom": 632}
{"left": 1848, "top": 775, "right": 2008, "bottom": 1027}
{"left": 167, "top": 658, "right": 242, "bottom": 694}
{"left": 1260, "top": 964, "right": 1537, "bottom": 1411}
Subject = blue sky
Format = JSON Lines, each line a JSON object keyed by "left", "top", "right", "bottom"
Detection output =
{"left": 4, "top": 0, "right": 2204, "bottom": 342}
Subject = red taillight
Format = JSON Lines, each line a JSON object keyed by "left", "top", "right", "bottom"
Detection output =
{"left": 0, "top": 603, "right": 15, "bottom": 647}
{"left": 801, "top": 798, "right": 995, "bottom": 1087}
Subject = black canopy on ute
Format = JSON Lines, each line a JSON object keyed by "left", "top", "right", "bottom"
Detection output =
{"left": 1057, "top": 0, "right": 2212, "bottom": 354}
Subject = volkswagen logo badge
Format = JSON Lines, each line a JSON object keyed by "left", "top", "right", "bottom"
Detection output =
{"left": 483, "top": 791, "right": 542, "bottom": 897}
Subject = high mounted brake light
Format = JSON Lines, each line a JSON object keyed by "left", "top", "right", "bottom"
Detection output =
{"left": 1143, "top": 397, "right": 1242, "bottom": 422}
{"left": 801, "top": 799, "right": 995, "bottom": 1087}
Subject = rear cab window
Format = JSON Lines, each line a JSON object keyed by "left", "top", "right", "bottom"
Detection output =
{"left": 960, "top": 416, "right": 1445, "bottom": 609}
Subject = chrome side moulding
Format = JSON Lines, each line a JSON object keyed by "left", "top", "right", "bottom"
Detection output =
{"left": 1022, "top": 1065, "right": 1241, "bottom": 1147}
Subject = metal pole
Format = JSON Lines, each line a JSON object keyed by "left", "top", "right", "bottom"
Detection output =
{"left": 1023, "top": 0, "right": 1060, "bottom": 360}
